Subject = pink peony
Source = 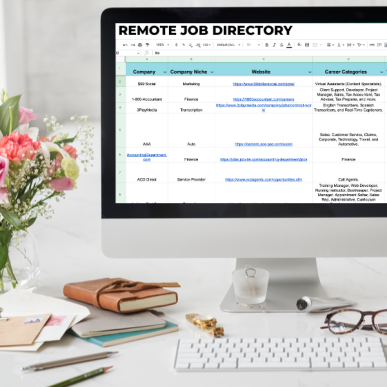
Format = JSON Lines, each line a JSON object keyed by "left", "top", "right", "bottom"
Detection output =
{"left": 0, "top": 132, "right": 40, "bottom": 161}
{"left": 19, "top": 107, "right": 37, "bottom": 125}
{"left": 57, "top": 144, "right": 77, "bottom": 160}
{"left": 0, "top": 155, "right": 9, "bottom": 186}
{"left": 0, "top": 187, "right": 8, "bottom": 204}
{"left": 48, "top": 177, "right": 74, "bottom": 191}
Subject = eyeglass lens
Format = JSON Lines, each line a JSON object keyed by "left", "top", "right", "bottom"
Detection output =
{"left": 374, "top": 311, "right": 387, "bottom": 334}
{"left": 329, "top": 311, "right": 363, "bottom": 334}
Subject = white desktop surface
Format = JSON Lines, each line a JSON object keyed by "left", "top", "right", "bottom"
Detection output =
{"left": 1, "top": 124, "right": 387, "bottom": 386}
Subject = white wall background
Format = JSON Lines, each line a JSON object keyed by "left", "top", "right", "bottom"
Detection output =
{"left": 1, "top": 0, "right": 386, "bottom": 128}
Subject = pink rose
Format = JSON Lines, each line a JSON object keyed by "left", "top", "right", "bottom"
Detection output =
{"left": 0, "top": 187, "right": 8, "bottom": 204}
{"left": 0, "top": 155, "right": 9, "bottom": 187}
{"left": 19, "top": 106, "right": 37, "bottom": 125}
{"left": 48, "top": 177, "right": 74, "bottom": 191}
{"left": 56, "top": 144, "right": 77, "bottom": 160}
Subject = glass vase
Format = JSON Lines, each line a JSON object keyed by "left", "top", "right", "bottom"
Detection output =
{"left": 0, "top": 231, "right": 40, "bottom": 294}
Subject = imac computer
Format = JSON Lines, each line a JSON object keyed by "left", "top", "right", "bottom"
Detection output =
{"left": 101, "top": 7, "right": 387, "bottom": 312}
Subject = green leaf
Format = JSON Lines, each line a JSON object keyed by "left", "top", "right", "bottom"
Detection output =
{"left": 0, "top": 230, "right": 12, "bottom": 247}
{"left": 26, "top": 216, "right": 37, "bottom": 228}
{"left": 0, "top": 244, "right": 8, "bottom": 272}
{"left": 49, "top": 151, "right": 58, "bottom": 160}
{"left": 0, "top": 94, "right": 21, "bottom": 136}
{"left": 56, "top": 136, "right": 76, "bottom": 146}
{"left": 0, "top": 207, "right": 24, "bottom": 230}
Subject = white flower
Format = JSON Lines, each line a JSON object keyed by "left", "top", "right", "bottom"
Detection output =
{"left": 12, "top": 123, "right": 39, "bottom": 141}
{"left": 39, "top": 142, "right": 69, "bottom": 166}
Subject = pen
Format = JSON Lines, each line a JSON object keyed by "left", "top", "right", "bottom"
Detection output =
{"left": 48, "top": 366, "right": 113, "bottom": 387}
{"left": 21, "top": 352, "right": 118, "bottom": 372}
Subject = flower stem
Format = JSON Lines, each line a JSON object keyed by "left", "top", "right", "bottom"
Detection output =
{"left": 5, "top": 256, "right": 18, "bottom": 288}
{"left": 0, "top": 269, "right": 4, "bottom": 294}
{"left": 9, "top": 106, "right": 13, "bottom": 135}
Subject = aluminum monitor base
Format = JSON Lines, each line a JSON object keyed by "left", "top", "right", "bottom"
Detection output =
{"left": 220, "top": 258, "right": 327, "bottom": 313}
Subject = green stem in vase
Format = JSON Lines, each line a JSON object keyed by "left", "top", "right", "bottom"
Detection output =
{"left": 0, "top": 269, "right": 4, "bottom": 294}
{"left": 5, "top": 256, "right": 18, "bottom": 289}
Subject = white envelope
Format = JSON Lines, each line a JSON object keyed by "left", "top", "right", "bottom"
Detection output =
{"left": 35, "top": 314, "right": 76, "bottom": 343}
{"left": 0, "top": 290, "right": 89, "bottom": 327}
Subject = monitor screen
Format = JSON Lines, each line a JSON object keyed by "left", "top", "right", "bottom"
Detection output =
{"left": 114, "top": 22, "right": 387, "bottom": 205}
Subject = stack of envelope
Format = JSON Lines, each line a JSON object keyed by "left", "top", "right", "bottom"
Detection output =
{"left": 0, "top": 290, "right": 90, "bottom": 351}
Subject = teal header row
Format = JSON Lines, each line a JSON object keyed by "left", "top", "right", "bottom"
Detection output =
{"left": 118, "top": 62, "right": 386, "bottom": 76}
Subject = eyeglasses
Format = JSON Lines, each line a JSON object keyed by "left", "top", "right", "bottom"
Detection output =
{"left": 321, "top": 309, "right": 387, "bottom": 335}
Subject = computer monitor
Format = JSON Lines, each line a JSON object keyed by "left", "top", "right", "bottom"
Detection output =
{"left": 101, "top": 7, "right": 387, "bottom": 312}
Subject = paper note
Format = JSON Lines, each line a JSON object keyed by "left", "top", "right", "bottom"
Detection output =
{"left": 0, "top": 290, "right": 89, "bottom": 327}
{"left": 0, "top": 314, "right": 51, "bottom": 347}
{"left": 35, "top": 314, "right": 75, "bottom": 343}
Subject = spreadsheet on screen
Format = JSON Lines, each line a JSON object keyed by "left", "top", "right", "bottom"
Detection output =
{"left": 115, "top": 23, "right": 387, "bottom": 204}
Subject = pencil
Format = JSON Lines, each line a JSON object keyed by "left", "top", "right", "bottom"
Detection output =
{"left": 48, "top": 366, "right": 113, "bottom": 387}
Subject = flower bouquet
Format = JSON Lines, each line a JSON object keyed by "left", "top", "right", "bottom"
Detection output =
{"left": 0, "top": 89, "right": 94, "bottom": 293}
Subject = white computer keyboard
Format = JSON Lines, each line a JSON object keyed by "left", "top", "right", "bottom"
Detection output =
{"left": 174, "top": 337, "right": 387, "bottom": 371}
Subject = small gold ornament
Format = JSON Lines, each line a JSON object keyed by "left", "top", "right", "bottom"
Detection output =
{"left": 186, "top": 313, "right": 224, "bottom": 337}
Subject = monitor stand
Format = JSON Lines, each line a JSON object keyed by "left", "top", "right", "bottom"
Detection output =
{"left": 220, "top": 258, "right": 327, "bottom": 313}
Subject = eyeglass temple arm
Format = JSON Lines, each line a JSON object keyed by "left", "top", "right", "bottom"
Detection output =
{"left": 320, "top": 322, "right": 387, "bottom": 331}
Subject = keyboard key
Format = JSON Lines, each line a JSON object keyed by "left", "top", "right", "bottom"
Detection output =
{"left": 242, "top": 338, "right": 255, "bottom": 343}
{"left": 367, "top": 338, "right": 381, "bottom": 343}
{"left": 244, "top": 348, "right": 255, "bottom": 353}
{"left": 236, "top": 343, "right": 248, "bottom": 348}
{"left": 184, "top": 358, "right": 206, "bottom": 363}
{"left": 239, "top": 357, "right": 252, "bottom": 363}
{"left": 256, "top": 338, "right": 269, "bottom": 343}
{"left": 297, "top": 357, "right": 310, "bottom": 363}
{"left": 203, "top": 353, "right": 216, "bottom": 359}
{"left": 224, "top": 358, "right": 237, "bottom": 363}
{"left": 179, "top": 343, "right": 192, "bottom": 348}
{"left": 179, "top": 353, "right": 202, "bottom": 359}
{"left": 181, "top": 339, "right": 199, "bottom": 344}
{"left": 201, "top": 339, "right": 214, "bottom": 344}
{"left": 205, "top": 363, "right": 219, "bottom": 369}
{"left": 176, "top": 362, "right": 189, "bottom": 369}
{"left": 190, "top": 363, "right": 204, "bottom": 369}
{"left": 229, "top": 348, "right": 241, "bottom": 353}
{"left": 209, "top": 343, "right": 220, "bottom": 349}
{"left": 193, "top": 344, "right": 206, "bottom": 349}
{"left": 224, "top": 344, "right": 234, "bottom": 349}
{"left": 359, "top": 362, "right": 373, "bottom": 368}
{"left": 267, "top": 358, "right": 281, "bottom": 363}
{"left": 344, "top": 362, "right": 358, "bottom": 368}
{"left": 374, "top": 362, "right": 387, "bottom": 368}
{"left": 220, "top": 363, "right": 237, "bottom": 369}
{"left": 253, "top": 357, "right": 267, "bottom": 363}
{"left": 231, "top": 353, "right": 245, "bottom": 358}
{"left": 217, "top": 339, "right": 228, "bottom": 344}
{"left": 283, "top": 357, "right": 296, "bottom": 363}
{"left": 201, "top": 348, "right": 213, "bottom": 353}
{"left": 239, "top": 363, "right": 262, "bottom": 369}
{"left": 284, "top": 338, "right": 297, "bottom": 343}
{"left": 179, "top": 348, "right": 198, "bottom": 354}
{"left": 329, "top": 362, "right": 343, "bottom": 368}
{"left": 299, "top": 338, "right": 311, "bottom": 343}
{"left": 311, "top": 362, "right": 329, "bottom": 368}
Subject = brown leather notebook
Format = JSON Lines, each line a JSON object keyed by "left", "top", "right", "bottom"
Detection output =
{"left": 63, "top": 278, "right": 180, "bottom": 314}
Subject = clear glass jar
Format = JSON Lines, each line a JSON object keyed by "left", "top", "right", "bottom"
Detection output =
{"left": 0, "top": 231, "right": 40, "bottom": 294}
